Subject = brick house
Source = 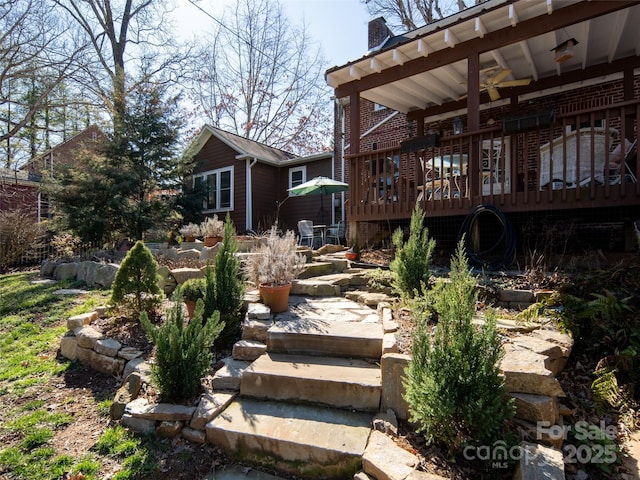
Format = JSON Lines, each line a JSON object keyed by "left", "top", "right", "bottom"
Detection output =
{"left": 185, "top": 125, "right": 334, "bottom": 234}
{"left": 327, "top": 0, "right": 640, "bottom": 260}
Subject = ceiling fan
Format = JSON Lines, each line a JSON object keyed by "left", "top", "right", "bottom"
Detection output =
{"left": 461, "top": 67, "right": 532, "bottom": 101}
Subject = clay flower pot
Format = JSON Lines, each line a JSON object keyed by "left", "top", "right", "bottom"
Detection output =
{"left": 345, "top": 249, "right": 358, "bottom": 261}
{"left": 258, "top": 282, "right": 292, "bottom": 313}
{"left": 204, "top": 235, "right": 222, "bottom": 247}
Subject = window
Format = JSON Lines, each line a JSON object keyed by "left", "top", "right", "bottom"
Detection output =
{"left": 289, "top": 166, "right": 306, "bottom": 189}
{"left": 194, "top": 166, "right": 233, "bottom": 212}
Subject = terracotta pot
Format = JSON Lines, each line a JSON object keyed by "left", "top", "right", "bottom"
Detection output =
{"left": 184, "top": 235, "right": 196, "bottom": 243}
{"left": 204, "top": 235, "right": 222, "bottom": 247}
{"left": 258, "top": 282, "right": 292, "bottom": 313}
{"left": 345, "top": 249, "right": 358, "bottom": 261}
{"left": 184, "top": 300, "right": 197, "bottom": 319}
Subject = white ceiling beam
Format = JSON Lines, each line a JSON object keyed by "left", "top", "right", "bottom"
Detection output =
{"left": 372, "top": 85, "right": 429, "bottom": 111}
{"left": 441, "top": 65, "right": 465, "bottom": 85}
{"left": 417, "top": 38, "right": 432, "bottom": 56}
{"left": 608, "top": 10, "right": 628, "bottom": 63}
{"left": 326, "top": 73, "right": 340, "bottom": 88}
{"left": 491, "top": 49, "right": 508, "bottom": 70}
{"left": 509, "top": 4, "right": 519, "bottom": 27}
{"left": 392, "top": 49, "right": 410, "bottom": 66}
{"left": 581, "top": 20, "right": 591, "bottom": 69}
{"left": 422, "top": 72, "right": 460, "bottom": 100}
{"left": 362, "top": 92, "right": 421, "bottom": 114}
{"left": 349, "top": 65, "right": 365, "bottom": 80}
{"left": 546, "top": 0, "right": 553, "bottom": 15}
{"left": 396, "top": 80, "right": 443, "bottom": 105}
{"left": 475, "top": 17, "right": 487, "bottom": 38}
{"left": 370, "top": 57, "right": 387, "bottom": 73}
{"left": 444, "top": 28, "right": 459, "bottom": 48}
{"left": 518, "top": 40, "right": 539, "bottom": 81}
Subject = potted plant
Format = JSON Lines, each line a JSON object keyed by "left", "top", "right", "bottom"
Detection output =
{"left": 179, "top": 223, "right": 202, "bottom": 243}
{"left": 244, "top": 225, "right": 306, "bottom": 313}
{"left": 181, "top": 278, "right": 205, "bottom": 318}
{"left": 200, "top": 215, "right": 224, "bottom": 247}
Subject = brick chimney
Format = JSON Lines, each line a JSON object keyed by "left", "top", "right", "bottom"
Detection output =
{"left": 368, "top": 17, "right": 392, "bottom": 50}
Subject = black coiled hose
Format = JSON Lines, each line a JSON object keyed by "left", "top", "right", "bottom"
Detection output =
{"left": 458, "top": 204, "right": 516, "bottom": 270}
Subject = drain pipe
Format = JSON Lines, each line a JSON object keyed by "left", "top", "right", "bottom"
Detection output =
{"left": 246, "top": 158, "right": 258, "bottom": 231}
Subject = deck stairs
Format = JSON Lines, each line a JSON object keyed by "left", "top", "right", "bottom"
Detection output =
{"left": 206, "top": 255, "right": 386, "bottom": 479}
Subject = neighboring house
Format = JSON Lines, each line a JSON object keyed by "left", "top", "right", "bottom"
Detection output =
{"left": 185, "top": 125, "right": 334, "bottom": 234}
{"left": 18, "top": 125, "right": 106, "bottom": 221}
{"left": 22, "top": 125, "right": 105, "bottom": 180}
{"left": 327, "top": 1, "right": 640, "bottom": 253}
{"left": 0, "top": 168, "right": 41, "bottom": 221}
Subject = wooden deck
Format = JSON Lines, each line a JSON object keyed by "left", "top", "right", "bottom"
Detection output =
{"left": 346, "top": 101, "right": 640, "bottom": 222}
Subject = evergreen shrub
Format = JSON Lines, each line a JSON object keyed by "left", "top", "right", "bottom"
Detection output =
{"left": 110, "top": 240, "right": 163, "bottom": 317}
{"left": 390, "top": 203, "right": 435, "bottom": 298}
{"left": 210, "top": 215, "right": 245, "bottom": 345}
{"left": 140, "top": 287, "right": 224, "bottom": 402}
{"left": 403, "top": 239, "right": 514, "bottom": 455}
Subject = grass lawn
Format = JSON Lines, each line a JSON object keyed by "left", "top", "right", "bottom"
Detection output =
{"left": 0, "top": 272, "right": 219, "bottom": 480}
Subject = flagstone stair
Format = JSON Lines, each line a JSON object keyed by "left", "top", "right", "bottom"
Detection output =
{"left": 206, "top": 290, "right": 384, "bottom": 479}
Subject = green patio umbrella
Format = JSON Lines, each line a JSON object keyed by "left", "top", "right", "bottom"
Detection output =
{"left": 287, "top": 176, "right": 349, "bottom": 224}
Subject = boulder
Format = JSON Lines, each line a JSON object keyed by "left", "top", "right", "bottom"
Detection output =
{"left": 60, "top": 334, "right": 78, "bottom": 361}
{"left": 511, "top": 393, "right": 558, "bottom": 424}
{"left": 501, "top": 346, "right": 565, "bottom": 397}
{"left": 94, "top": 263, "right": 118, "bottom": 288}
{"left": 94, "top": 338, "right": 122, "bottom": 357}
{"left": 200, "top": 243, "right": 222, "bottom": 261}
{"left": 176, "top": 249, "right": 201, "bottom": 261}
{"left": 171, "top": 267, "right": 204, "bottom": 285}
{"left": 381, "top": 353, "right": 411, "bottom": 421}
{"left": 181, "top": 427, "right": 206, "bottom": 444}
{"left": 54, "top": 262, "right": 78, "bottom": 281}
{"left": 122, "top": 414, "right": 156, "bottom": 434}
{"left": 67, "top": 311, "right": 98, "bottom": 331}
{"left": 74, "top": 325, "right": 103, "bottom": 349}
{"left": 76, "top": 347, "right": 125, "bottom": 377}
{"left": 77, "top": 261, "right": 101, "bottom": 287}
{"left": 111, "top": 373, "right": 143, "bottom": 420}
{"left": 362, "top": 431, "right": 419, "bottom": 480}
{"left": 156, "top": 420, "right": 184, "bottom": 438}
{"left": 190, "top": 392, "right": 236, "bottom": 430}
{"left": 513, "top": 442, "right": 564, "bottom": 480}
{"left": 40, "top": 260, "right": 59, "bottom": 277}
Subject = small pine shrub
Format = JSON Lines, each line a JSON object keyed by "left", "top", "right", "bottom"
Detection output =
{"left": 390, "top": 203, "right": 435, "bottom": 298}
{"left": 110, "top": 241, "right": 163, "bottom": 317}
{"left": 212, "top": 215, "right": 245, "bottom": 345}
{"left": 140, "top": 287, "right": 224, "bottom": 403}
{"left": 403, "top": 239, "right": 514, "bottom": 455}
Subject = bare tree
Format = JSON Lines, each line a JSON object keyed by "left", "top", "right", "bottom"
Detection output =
{"left": 52, "top": 0, "right": 185, "bottom": 133}
{"left": 363, "top": 0, "right": 479, "bottom": 31}
{"left": 188, "top": 0, "right": 332, "bottom": 155}
{"left": 0, "top": 0, "right": 85, "bottom": 168}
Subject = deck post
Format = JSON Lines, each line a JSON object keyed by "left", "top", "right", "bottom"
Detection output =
{"left": 467, "top": 53, "right": 481, "bottom": 198}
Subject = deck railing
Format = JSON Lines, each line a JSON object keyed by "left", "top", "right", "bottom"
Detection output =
{"left": 346, "top": 100, "right": 640, "bottom": 221}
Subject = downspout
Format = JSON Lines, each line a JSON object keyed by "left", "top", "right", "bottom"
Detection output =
{"left": 246, "top": 158, "right": 258, "bottom": 231}
{"left": 340, "top": 101, "right": 346, "bottom": 224}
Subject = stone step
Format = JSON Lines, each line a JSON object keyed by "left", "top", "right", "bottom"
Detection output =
{"left": 206, "top": 398, "right": 372, "bottom": 479}
{"left": 232, "top": 339, "right": 267, "bottom": 362}
{"left": 241, "top": 353, "right": 381, "bottom": 412}
{"left": 267, "top": 319, "right": 384, "bottom": 359}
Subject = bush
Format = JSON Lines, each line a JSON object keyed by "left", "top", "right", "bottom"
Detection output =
{"left": 206, "top": 215, "right": 245, "bottom": 345}
{"left": 390, "top": 203, "right": 435, "bottom": 298}
{"left": 0, "top": 209, "right": 46, "bottom": 272}
{"left": 110, "top": 241, "right": 163, "bottom": 317}
{"left": 140, "top": 288, "right": 224, "bottom": 402}
{"left": 181, "top": 278, "right": 205, "bottom": 302}
{"left": 403, "top": 239, "right": 514, "bottom": 455}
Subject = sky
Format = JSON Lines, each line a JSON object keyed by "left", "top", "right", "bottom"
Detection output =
{"left": 173, "top": 0, "right": 371, "bottom": 69}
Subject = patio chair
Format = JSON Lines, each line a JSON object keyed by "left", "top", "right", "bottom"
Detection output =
{"left": 326, "top": 221, "right": 346, "bottom": 245}
{"left": 297, "top": 220, "right": 317, "bottom": 247}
